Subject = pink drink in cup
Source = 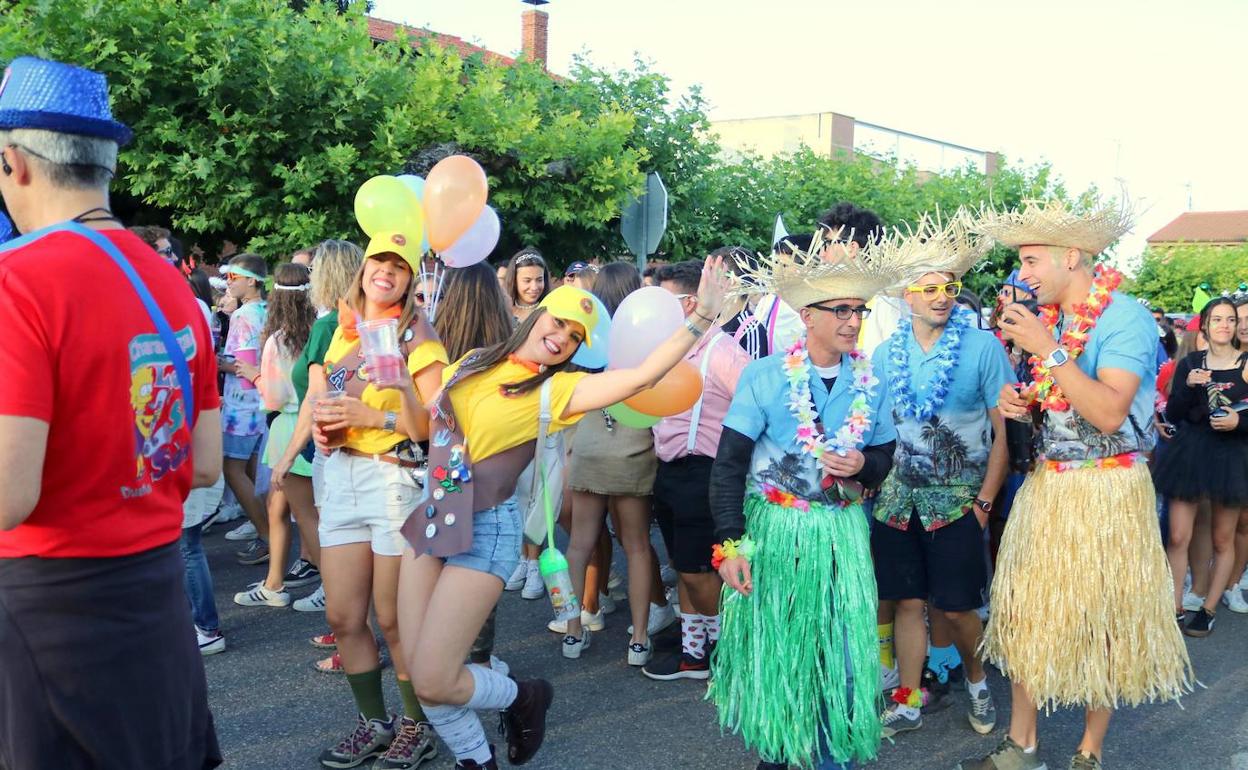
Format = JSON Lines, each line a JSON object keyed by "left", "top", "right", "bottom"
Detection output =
{"left": 357, "top": 319, "right": 405, "bottom": 388}
{"left": 235, "top": 348, "right": 258, "bottom": 390}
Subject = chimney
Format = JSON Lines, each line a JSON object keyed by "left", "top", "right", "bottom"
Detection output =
{"left": 521, "top": 4, "right": 549, "bottom": 69}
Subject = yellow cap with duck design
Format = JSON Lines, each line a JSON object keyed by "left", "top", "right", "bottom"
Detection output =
{"left": 538, "top": 285, "right": 600, "bottom": 346}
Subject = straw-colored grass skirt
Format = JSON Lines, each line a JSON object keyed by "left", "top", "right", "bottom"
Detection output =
{"left": 982, "top": 462, "right": 1193, "bottom": 711}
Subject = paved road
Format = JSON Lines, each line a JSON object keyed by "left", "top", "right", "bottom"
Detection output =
{"left": 202, "top": 528, "right": 1248, "bottom": 770}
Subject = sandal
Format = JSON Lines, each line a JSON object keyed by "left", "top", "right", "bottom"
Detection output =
{"left": 313, "top": 651, "right": 344, "bottom": 674}
{"left": 310, "top": 632, "right": 337, "bottom": 650}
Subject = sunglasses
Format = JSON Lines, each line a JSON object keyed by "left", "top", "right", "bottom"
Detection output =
{"left": 809, "top": 302, "right": 871, "bottom": 320}
{"left": 906, "top": 281, "right": 963, "bottom": 300}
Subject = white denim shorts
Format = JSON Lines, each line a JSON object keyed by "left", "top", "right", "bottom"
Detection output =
{"left": 319, "top": 450, "right": 420, "bottom": 556}
{"left": 312, "top": 450, "right": 328, "bottom": 508}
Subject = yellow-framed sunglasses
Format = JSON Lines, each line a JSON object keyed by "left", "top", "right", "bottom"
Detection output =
{"left": 906, "top": 280, "right": 962, "bottom": 300}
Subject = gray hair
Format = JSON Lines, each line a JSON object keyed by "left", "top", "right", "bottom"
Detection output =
{"left": 0, "top": 127, "right": 117, "bottom": 190}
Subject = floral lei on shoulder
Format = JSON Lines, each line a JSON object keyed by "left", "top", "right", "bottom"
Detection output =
{"left": 887, "top": 307, "right": 972, "bottom": 422}
{"left": 782, "top": 337, "right": 878, "bottom": 458}
{"left": 1023, "top": 266, "right": 1123, "bottom": 412}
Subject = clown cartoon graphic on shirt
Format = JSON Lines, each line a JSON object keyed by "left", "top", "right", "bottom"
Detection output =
{"left": 126, "top": 326, "right": 197, "bottom": 496}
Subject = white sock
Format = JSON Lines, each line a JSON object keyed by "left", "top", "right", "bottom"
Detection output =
{"left": 463, "top": 664, "right": 518, "bottom": 711}
{"left": 421, "top": 702, "right": 492, "bottom": 763}
{"left": 680, "top": 612, "right": 706, "bottom": 657}
{"left": 1022, "top": 744, "right": 1037, "bottom": 754}
{"left": 966, "top": 677, "right": 989, "bottom": 698}
{"left": 701, "top": 613, "right": 721, "bottom": 643}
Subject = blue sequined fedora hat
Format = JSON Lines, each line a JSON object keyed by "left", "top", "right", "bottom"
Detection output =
{"left": 0, "top": 56, "right": 132, "bottom": 145}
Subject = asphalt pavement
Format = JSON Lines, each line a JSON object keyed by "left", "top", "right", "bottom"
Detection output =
{"left": 201, "top": 526, "right": 1248, "bottom": 770}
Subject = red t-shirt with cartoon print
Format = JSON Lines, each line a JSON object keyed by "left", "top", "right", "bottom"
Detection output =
{"left": 0, "top": 229, "right": 220, "bottom": 558}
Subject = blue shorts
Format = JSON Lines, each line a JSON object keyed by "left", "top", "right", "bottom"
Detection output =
{"left": 443, "top": 497, "right": 523, "bottom": 584}
{"left": 223, "top": 431, "right": 263, "bottom": 461}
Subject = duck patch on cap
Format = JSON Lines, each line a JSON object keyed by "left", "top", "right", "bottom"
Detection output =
{"left": 391, "top": 234, "right": 407, "bottom": 246}
{"left": 580, "top": 298, "right": 593, "bottom": 314}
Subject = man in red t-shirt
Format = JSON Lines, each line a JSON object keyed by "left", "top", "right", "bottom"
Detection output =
{"left": 0, "top": 57, "right": 223, "bottom": 769}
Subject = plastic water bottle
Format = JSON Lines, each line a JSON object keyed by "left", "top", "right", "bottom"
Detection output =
{"left": 539, "top": 547, "right": 580, "bottom": 621}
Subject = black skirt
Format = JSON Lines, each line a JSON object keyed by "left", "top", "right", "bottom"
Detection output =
{"left": 0, "top": 542, "right": 222, "bottom": 770}
{"left": 1152, "top": 422, "right": 1248, "bottom": 506}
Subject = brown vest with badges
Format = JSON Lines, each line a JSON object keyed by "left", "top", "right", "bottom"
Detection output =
{"left": 402, "top": 357, "right": 537, "bottom": 558}
{"left": 324, "top": 314, "right": 438, "bottom": 404}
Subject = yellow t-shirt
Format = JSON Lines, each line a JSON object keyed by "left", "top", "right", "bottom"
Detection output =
{"left": 323, "top": 328, "right": 449, "bottom": 454}
{"left": 442, "top": 358, "right": 588, "bottom": 462}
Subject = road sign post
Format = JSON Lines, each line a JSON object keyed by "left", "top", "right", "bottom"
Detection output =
{"left": 620, "top": 172, "right": 668, "bottom": 271}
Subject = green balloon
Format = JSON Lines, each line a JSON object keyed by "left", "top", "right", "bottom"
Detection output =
{"left": 605, "top": 402, "right": 660, "bottom": 429}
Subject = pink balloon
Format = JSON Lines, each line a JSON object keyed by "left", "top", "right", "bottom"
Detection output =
{"left": 606, "top": 286, "right": 686, "bottom": 369}
{"left": 441, "top": 206, "right": 500, "bottom": 268}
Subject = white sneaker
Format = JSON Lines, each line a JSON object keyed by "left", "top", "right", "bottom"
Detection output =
{"left": 489, "top": 655, "right": 510, "bottom": 677}
{"left": 881, "top": 664, "right": 900, "bottom": 691}
{"left": 197, "top": 627, "right": 226, "bottom": 655}
{"left": 1221, "top": 589, "right": 1248, "bottom": 614}
{"left": 224, "top": 521, "right": 258, "bottom": 541}
{"left": 504, "top": 561, "right": 527, "bottom": 591}
{"left": 627, "top": 601, "right": 678, "bottom": 636}
{"left": 520, "top": 561, "right": 545, "bottom": 600}
{"left": 607, "top": 570, "right": 624, "bottom": 591}
{"left": 293, "top": 584, "right": 326, "bottom": 612}
{"left": 598, "top": 592, "right": 617, "bottom": 615}
{"left": 562, "top": 629, "right": 591, "bottom": 659}
{"left": 628, "top": 638, "right": 652, "bottom": 666}
{"left": 660, "top": 563, "right": 678, "bottom": 586}
{"left": 233, "top": 582, "right": 290, "bottom": 608}
{"left": 1238, "top": 569, "right": 1248, "bottom": 591}
{"left": 547, "top": 609, "right": 605, "bottom": 634}
{"left": 1182, "top": 591, "right": 1205, "bottom": 611}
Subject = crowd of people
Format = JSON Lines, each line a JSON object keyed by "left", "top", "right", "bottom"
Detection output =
{"left": 1, "top": 56, "right": 1246, "bottom": 770}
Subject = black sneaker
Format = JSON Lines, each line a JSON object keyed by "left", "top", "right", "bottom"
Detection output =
{"left": 455, "top": 745, "right": 498, "bottom": 769}
{"left": 1183, "top": 606, "right": 1215, "bottom": 638}
{"left": 500, "top": 678, "right": 554, "bottom": 766}
{"left": 641, "top": 651, "right": 710, "bottom": 681}
{"left": 283, "top": 558, "right": 321, "bottom": 588}
{"left": 919, "top": 666, "right": 954, "bottom": 713}
{"left": 757, "top": 762, "right": 788, "bottom": 770}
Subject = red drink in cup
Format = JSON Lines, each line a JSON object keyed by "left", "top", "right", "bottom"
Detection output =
{"left": 315, "top": 390, "right": 348, "bottom": 449}
{"left": 368, "top": 353, "right": 406, "bottom": 388}
{"left": 357, "top": 318, "right": 406, "bottom": 388}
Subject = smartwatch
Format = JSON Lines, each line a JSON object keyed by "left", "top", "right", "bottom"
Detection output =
{"left": 974, "top": 497, "right": 993, "bottom": 513}
{"left": 382, "top": 411, "right": 398, "bottom": 433}
{"left": 1042, "top": 347, "right": 1070, "bottom": 369}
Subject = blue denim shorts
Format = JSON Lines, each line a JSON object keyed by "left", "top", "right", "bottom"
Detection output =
{"left": 222, "top": 431, "right": 263, "bottom": 460}
{"left": 443, "top": 497, "right": 523, "bottom": 584}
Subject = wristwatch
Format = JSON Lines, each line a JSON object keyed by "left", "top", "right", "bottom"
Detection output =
{"left": 974, "top": 497, "right": 993, "bottom": 513}
{"left": 1042, "top": 347, "right": 1070, "bottom": 369}
{"left": 382, "top": 411, "right": 398, "bottom": 432}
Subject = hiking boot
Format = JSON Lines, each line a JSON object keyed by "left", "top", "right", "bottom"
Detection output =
{"left": 967, "top": 683, "right": 997, "bottom": 735}
{"left": 955, "top": 736, "right": 1047, "bottom": 770}
{"left": 1182, "top": 606, "right": 1216, "bottom": 638}
{"left": 880, "top": 702, "right": 921, "bottom": 738}
{"left": 373, "top": 716, "right": 436, "bottom": 769}
{"left": 319, "top": 714, "right": 394, "bottom": 768}
{"left": 500, "top": 678, "right": 554, "bottom": 766}
{"left": 1068, "top": 752, "right": 1101, "bottom": 770}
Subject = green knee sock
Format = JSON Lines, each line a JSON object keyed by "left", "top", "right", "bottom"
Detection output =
{"left": 396, "top": 677, "right": 427, "bottom": 722}
{"left": 346, "top": 668, "right": 388, "bottom": 722}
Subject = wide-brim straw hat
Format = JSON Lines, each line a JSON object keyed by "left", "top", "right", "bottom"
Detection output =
{"left": 875, "top": 209, "right": 993, "bottom": 296}
{"left": 973, "top": 197, "right": 1133, "bottom": 255}
{"left": 730, "top": 229, "right": 911, "bottom": 309}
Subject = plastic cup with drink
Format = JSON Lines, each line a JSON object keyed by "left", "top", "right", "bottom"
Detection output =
{"left": 235, "top": 348, "right": 258, "bottom": 389}
{"left": 357, "top": 319, "right": 407, "bottom": 389}
{"left": 315, "top": 389, "right": 349, "bottom": 450}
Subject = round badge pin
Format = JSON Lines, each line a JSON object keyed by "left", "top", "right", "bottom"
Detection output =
{"left": 425, "top": 504, "right": 436, "bottom": 518}
{"left": 425, "top": 523, "right": 437, "bottom": 538}
{"left": 433, "top": 488, "right": 445, "bottom": 501}
{"left": 403, "top": 328, "right": 415, "bottom": 342}
{"left": 444, "top": 513, "right": 456, "bottom": 526}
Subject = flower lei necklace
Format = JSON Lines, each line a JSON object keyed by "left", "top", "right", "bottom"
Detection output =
{"left": 887, "top": 307, "right": 971, "bottom": 422}
{"left": 782, "top": 337, "right": 878, "bottom": 459}
{"left": 1024, "top": 266, "right": 1123, "bottom": 412}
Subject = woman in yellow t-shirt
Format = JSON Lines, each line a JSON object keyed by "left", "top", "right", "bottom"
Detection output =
{"left": 308, "top": 231, "right": 446, "bottom": 768}
{"left": 399, "top": 258, "right": 731, "bottom": 769}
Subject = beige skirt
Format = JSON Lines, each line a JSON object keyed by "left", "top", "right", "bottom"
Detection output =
{"left": 982, "top": 462, "right": 1193, "bottom": 711}
{"left": 566, "top": 409, "right": 656, "bottom": 497}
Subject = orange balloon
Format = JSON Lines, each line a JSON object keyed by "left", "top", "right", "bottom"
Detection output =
{"left": 423, "top": 155, "right": 488, "bottom": 252}
{"left": 624, "top": 360, "right": 703, "bottom": 417}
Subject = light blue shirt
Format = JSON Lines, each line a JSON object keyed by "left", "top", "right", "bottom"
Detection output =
{"left": 724, "top": 350, "right": 896, "bottom": 503}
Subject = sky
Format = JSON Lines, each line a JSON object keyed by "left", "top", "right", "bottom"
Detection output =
{"left": 374, "top": 0, "right": 1248, "bottom": 269}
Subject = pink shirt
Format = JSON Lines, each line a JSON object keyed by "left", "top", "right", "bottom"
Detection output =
{"left": 653, "top": 326, "right": 751, "bottom": 462}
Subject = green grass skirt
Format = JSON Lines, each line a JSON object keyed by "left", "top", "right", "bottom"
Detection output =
{"left": 707, "top": 493, "right": 881, "bottom": 767}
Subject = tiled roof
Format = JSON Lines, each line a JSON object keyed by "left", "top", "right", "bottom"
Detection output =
{"left": 1147, "top": 210, "right": 1248, "bottom": 244}
{"left": 367, "top": 17, "right": 517, "bottom": 66}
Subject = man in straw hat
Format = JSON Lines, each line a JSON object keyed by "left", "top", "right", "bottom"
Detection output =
{"left": 708, "top": 234, "right": 907, "bottom": 769}
{"left": 955, "top": 199, "right": 1191, "bottom": 770}
{"left": 0, "top": 57, "right": 223, "bottom": 767}
{"left": 868, "top": 212, "right": 1013, "bottom": 741}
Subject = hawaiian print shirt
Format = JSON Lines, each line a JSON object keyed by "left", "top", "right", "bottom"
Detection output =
{"left": 871, "top": 324, "right": 1012, "bottom": 532}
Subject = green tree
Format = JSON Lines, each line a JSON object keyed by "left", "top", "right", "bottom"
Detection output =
{"left": 1127, "top": 243, "right": 1248, "bottom": 312}
{"left": 288, "top": 0, "right": 373, "bottom": 13}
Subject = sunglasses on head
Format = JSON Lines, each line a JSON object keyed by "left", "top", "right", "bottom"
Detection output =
{"left": 906, "top": 280, "right": 962, "bottom": 300}
{"left": 808, "top": 302, "right": 871, "bottom": 320}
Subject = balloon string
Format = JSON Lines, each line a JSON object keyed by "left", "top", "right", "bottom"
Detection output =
{"left": 431, "top": 264, "right": 447, "bottom": 323}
